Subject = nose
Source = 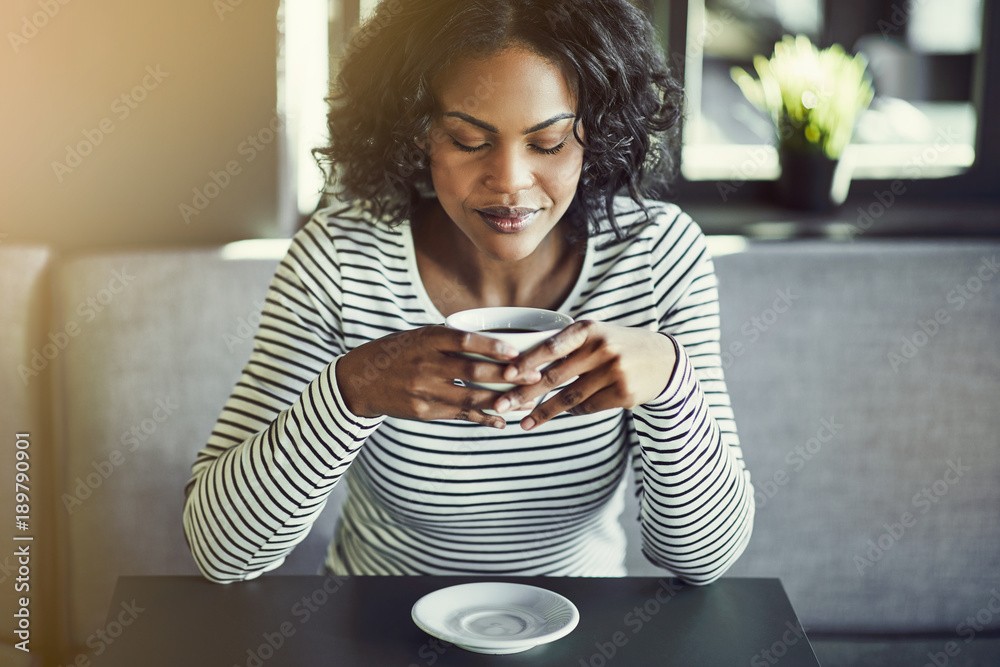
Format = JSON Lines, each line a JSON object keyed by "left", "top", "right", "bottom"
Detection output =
{"left": 483, "top": 145, "right": 535, "bottom": 194}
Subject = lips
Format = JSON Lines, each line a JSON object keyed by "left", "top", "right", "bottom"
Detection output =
{"left": 475, "top": 206, "right": 540, "bottom": 234}
{"left": 477, "top": 206, "right": 538, "bottom": 218}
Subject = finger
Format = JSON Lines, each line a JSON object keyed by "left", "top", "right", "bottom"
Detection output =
{"left": 491, "top": 394, "right": 538, "bottom": 415}
{"left": 440, "top": 327, "right": 520, "bottom": 362}
{"left": 494, "top": 351, "right": 590, "bottom": 414}
{"left": 564, "top": 386, "right": 622, "bottom": 416}
{"left": 501, "top": 320, "right": 596, "bottom": 383}
{"left": 519, "top": 375, "right": 606, "bottom": 430}
{"left": 492, "top": 357, "right": 570, "bottom": 414}
{"left": 437, "top": 381, "right": 504, "bottom": 408}
{"left": 437, "top": 384, "right": 508, "bottom": 429}
{"left": 441, "top": 355, "right": 539, "bottom": 388}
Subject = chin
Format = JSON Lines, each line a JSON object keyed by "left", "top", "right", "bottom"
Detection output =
{"left": 478, "top": 238, "right": 539, "bottom": 263}
{"left": 475, "top": 215, "right": 562, "bottom": 258}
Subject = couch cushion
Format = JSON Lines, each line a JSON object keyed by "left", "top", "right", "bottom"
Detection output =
{"left": 52, "top": 245, "right": 346, "bottom": 652}
{"left": 711, "top": 241, "right": 1000, "bottom": 633}
{"left": 46, "top": 238, "right": 1000, "bottom": 647}
{"left": 810, "top": 634, "right": 1000, "bottom": 667}
{"left": 0, "top": 245, "right": 57, "bottom": 657}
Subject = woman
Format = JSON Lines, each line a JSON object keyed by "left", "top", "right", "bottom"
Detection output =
{"left": 184, "top": 0, "right": 753, "bottom": 585}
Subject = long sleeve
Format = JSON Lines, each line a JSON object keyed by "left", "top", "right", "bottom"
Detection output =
{"left": 630, "top": 211, "right": 754, "bottom": 585}
{"left": 183, "top": 219, "right": 384, "bottom": 583}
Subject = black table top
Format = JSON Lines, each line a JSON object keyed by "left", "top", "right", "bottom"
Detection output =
{"left": 92, "top": 575, "right": 820, "bottom": 667}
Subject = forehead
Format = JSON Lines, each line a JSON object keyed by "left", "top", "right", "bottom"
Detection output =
{"left": 432, "top": 47, "right": 577, "bottom": 125}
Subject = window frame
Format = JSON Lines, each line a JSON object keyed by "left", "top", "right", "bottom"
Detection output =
{"left": 646, "top": 0, "right": 1000, "bottom": 213}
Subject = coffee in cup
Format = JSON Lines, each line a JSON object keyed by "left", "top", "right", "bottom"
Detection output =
{"left": 444, "top": 307, "right": 573, "bottom": 395}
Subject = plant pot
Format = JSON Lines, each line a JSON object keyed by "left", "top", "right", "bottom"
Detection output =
{"left": 775, "top": 148, "right": 851, "bottom": 212}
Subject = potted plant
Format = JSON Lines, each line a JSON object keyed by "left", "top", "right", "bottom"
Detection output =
{"left": 731, "top": 35, "right": 874, "bottom": 211}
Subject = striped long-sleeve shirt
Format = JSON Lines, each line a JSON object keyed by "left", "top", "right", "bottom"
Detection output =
{"left": 183, "top": 196, "right": 754, "bottom": 584}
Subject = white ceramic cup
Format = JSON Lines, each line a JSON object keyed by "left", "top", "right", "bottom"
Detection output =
{"left": 445, "top": 307, "right": 574, "bottom": 393}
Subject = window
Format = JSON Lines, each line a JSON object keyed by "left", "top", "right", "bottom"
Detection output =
{"left": 277, "top": 0, "right": 334, "bottom": 233}
{"left": 280, "top": 0, "right": 387, "bottom": 231}
{"left": 668, "top": 0, "right": 981, "bottom": 182}
{"left": 292, "top": 0, "right": 999, "bottom": 224}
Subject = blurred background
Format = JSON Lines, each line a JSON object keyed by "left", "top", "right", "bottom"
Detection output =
{"left": 2, "top": 0, "right": 997, "bottom": 252}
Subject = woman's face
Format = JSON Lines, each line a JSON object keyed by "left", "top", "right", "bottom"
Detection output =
{"left": 423, "top": 45, "right": 585, "bottom": 262}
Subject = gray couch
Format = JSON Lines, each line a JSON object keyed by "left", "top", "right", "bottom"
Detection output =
{"left": 2, "top": 238, "right": 998, "bottom": 666}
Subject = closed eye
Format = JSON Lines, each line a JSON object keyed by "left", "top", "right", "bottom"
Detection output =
{"left": 451, "top": 140, "right": 487, "bottom": 153}
{"left": 450, "top": 140, "right": 568, "bottom": 155}
{"left": 534, "top": 141, "right": 566, "bottom": 155}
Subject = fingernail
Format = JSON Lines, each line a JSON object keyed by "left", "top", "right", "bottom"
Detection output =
{"left": 501, "top": 345, "right": 518, "bottom": 358}
{"left": 521, "top": 417, "right": 535, "bottom": 431}
{"left": 495, "top": 398, "right": 511, "bottom": 413}
{"left": 492, "top": 419, "right": 506, "bottom": 430}
{"left": 503, "top": 366, "right": 518, "bottom": 381}
{"left": 523, "top": 399, "right": 536, "bottom": 410}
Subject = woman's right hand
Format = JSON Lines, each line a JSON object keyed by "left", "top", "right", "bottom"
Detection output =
{"left": 334, "top": 325, "right": 538, "bottom": 429}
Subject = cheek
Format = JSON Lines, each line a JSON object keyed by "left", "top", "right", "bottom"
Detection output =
{"left": 541, "top": 153, "right": 584, "bottom": 198}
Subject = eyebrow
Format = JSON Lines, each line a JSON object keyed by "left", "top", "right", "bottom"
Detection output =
{"left": 443, "top": 111, "right": 576, "bottom": 135}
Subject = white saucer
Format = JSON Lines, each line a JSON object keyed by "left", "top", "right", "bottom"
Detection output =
{"left": 411, "top": 582, "right": 579, "bottom": 654}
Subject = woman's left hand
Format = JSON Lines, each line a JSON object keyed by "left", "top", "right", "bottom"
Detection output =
{"left": 493, "top": 320, "right": 678, "bottom": 430}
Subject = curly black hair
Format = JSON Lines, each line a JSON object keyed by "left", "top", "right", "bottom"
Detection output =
{"left": 314, "top": 0, "right": 683, "bottom": 239}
